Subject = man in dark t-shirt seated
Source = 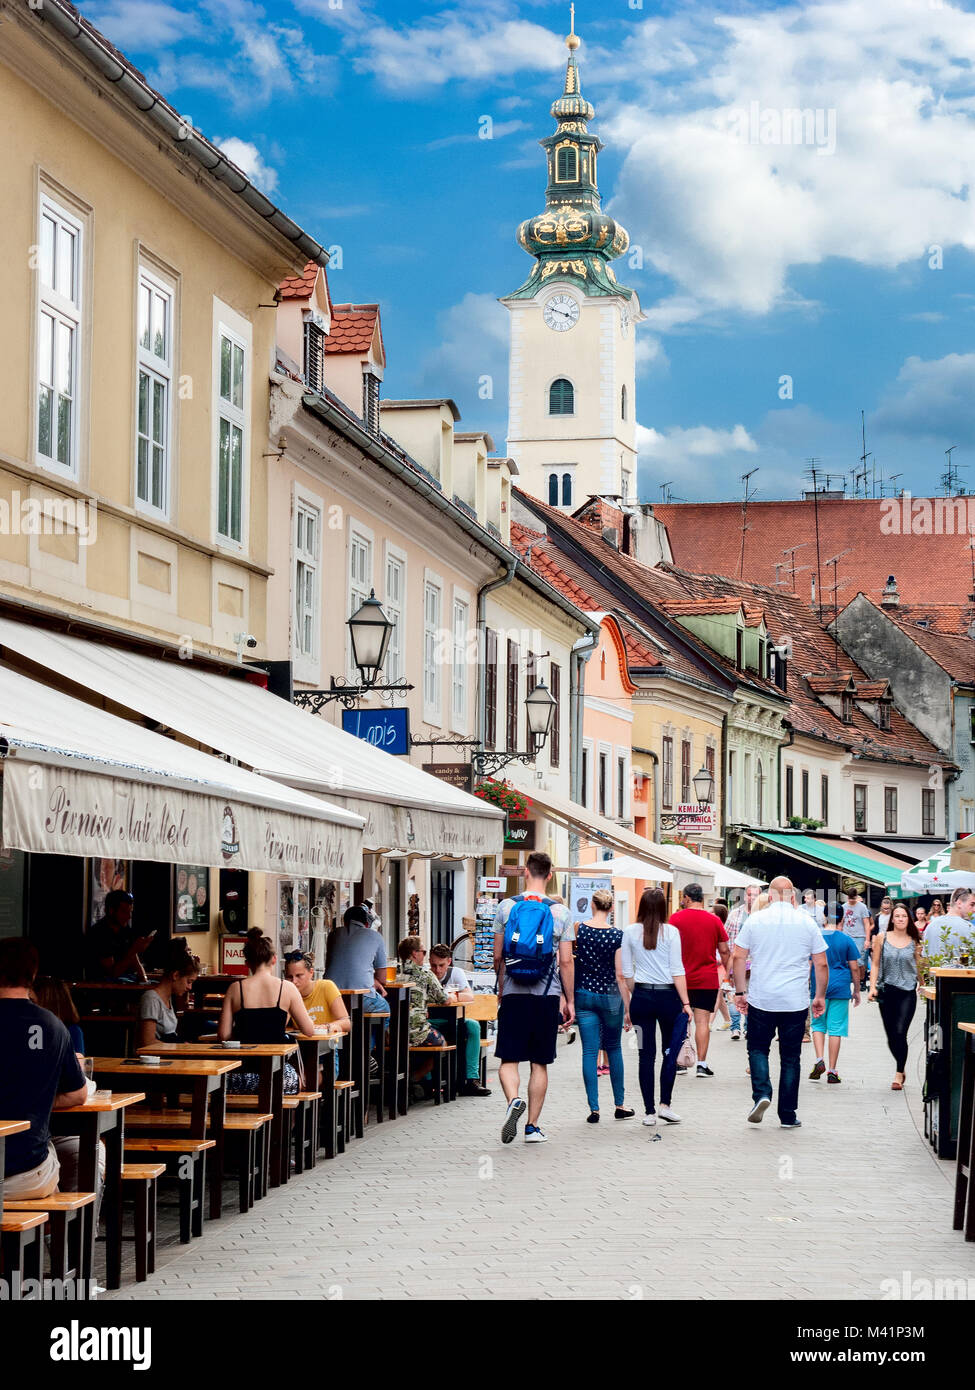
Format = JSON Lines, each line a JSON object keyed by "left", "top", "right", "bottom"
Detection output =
{"left": 0, "top": 937, "right": 88, "bottom": 1200}
{"left": 86, "top": 890, "right": 153, "bottom": 981}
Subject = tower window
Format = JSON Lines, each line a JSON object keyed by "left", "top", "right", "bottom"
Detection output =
{"left": 621, "top": 384, "right": 627, "bottom": 420}
{"left": 548, "top": 472, "right": 559, "bottom": 507}
{"left": 562, "top": 472, "right": 572, "bottom": 507}
{"left": 549, "top": 378, "right": 574, "bottom": 415}
{"left": 556, "top": 145, "right": 578, "bottom": 182}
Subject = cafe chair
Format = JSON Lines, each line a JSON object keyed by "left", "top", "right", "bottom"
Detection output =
{"left": 0, "top": 1211, "right": 46, "bottom": 1297}
{"left": 121, "top": 1164, "right": 165, "bottom": 1283}
{"left": 4, "top": 1192, "right": 96, "bottom": 1296}
{"left": 123, "top": 1137, "right": 214, "bottom": 1243}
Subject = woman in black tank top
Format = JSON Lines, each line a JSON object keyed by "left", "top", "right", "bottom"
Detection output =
{"left": 218, "top": 930, "right": 317, "bottom": 1094}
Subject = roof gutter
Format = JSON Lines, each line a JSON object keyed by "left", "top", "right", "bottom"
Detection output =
{"left": 32, "top": 0, "right": 330, "bottom": 269}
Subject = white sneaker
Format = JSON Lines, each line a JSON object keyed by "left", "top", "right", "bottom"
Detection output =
{"left": 523, "top": 1125, "right": 548, "bottom": 1143}
{"left": 501, "top": 1097, "right": 526, "bottom": 1144}
{"left": 657, "top": 1104, "right": 681, "bottom": 1123}
{"left": 642, "top": 1113, "right": 657, "bottom": 1127}
{"left": 712, "top": 1020, "right": 731, "bottom": 1031}
{"left": 731, "top": 1028, "right": 741, "bottom": 1040}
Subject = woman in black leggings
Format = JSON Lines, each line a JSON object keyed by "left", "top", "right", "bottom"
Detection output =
{"left": 869, "top": 903, "right": 922, "bottom": 1091}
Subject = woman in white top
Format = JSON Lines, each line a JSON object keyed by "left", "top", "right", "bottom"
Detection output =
{"left": 620, "top": 888, "right": 693, "bottom": 1127}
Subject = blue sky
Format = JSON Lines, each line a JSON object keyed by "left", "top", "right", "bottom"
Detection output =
{"left": 84, "top": 0, "right": 975, "bottom": 503}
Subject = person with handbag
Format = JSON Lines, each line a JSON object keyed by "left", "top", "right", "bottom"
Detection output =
{"left": 620, "top": 888, "right": 692, "bottom": 1127}
{"left": 868, "top": 902, "right": 922, "bottom": 1091}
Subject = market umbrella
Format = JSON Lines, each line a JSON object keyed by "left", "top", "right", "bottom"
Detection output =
{"left": 893, "top": 845, "right": 975, "bottom": 895}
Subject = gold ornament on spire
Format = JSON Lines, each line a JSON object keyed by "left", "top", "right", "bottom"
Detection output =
{"left": 566, "top": 3, "right": 580, "bottom": 50}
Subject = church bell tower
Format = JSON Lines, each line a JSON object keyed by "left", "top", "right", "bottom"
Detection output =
{"left": 502, "top": 8, "right": 643, "bottom": 510}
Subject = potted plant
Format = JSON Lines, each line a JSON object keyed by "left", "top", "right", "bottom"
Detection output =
{"left": 473, "top": 778, "right": 531, "bottom": 820}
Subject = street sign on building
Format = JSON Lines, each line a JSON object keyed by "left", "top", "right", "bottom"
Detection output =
{"left": 673, "top": 804, "right": 716, "bottom": 834}
{"left": 342, "top": 706, "right": 410, "bottom": 755}
{"left": 422, "top": 762, "right": 473, "bottom": 793}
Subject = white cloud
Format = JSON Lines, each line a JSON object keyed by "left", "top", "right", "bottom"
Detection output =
{"left": 600, "top": 0, "right": 975, "bottom": 326}
{"left": 84, "top": 0, "right": 199, "bottom": 47}
{"left": 353, "top": 15, "right": 563, "bottom": 91}
{"left": 215, "top": 137, "right": 278, "bottom": 193}
{"left": 871, "top": 353, "right": 975, "bottom": 443}
{"left": 637, "top": 422, "right": 757, "bottom": 465}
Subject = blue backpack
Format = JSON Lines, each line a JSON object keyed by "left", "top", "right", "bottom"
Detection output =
{"left": 503, "top": 895, "right": 557, "bottom": 985}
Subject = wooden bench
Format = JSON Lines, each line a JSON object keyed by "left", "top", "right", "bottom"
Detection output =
{"left": 0, "top": 1211, "right": 46, "bottom": 1295}
{"left": 5, "top": 1192, "right": 96, "bottom": 1295}
{"left": 128, "top": 1111, "right": 272, "bottom": 1213}
{"left": 410, "top": 1044, "right": 457, "bottom": 1105}
{"left": 123, "top": 1137, "right": 214, "bottom": 1243}
{"left": 121, "top": 1163, "right": 164, "bottom": 1283}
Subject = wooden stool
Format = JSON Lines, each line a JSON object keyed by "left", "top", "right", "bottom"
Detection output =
{"left": 0, "top": 1211, "right": 45, "bottom": 1296}
{"left": 293, "top": 1091, "right": 321, "bottom": 1174}
{"left": 320, "top": 1078, "right": 354, "bottom": 1159}
{"left": 123, "top": 1138, "right": 214, "bottom": 1243}
{"left": 134, "top": 1108, "right": 273, "bottom": 1210}
{"left": 410, "top": 1044, "right": 457, "bottom": 1105}
{"left": 364, "top": 1013, "right": 387, "bottom": 1125}
{"left": 5, "top": 1193, "right": 96, "bottom": 1295}
{"left": 121, "top": 1164, "right": 164, "bottom": 1283}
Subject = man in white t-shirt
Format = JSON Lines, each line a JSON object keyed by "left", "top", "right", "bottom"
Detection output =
{"left": 733, "top": 876, "right": 828, "bottom": 1129}
{"left": 923, "top": 887, "right": 975, "bottom": 962}
{"left": 429, "top": 944, "right": 491, "bottom": 1097}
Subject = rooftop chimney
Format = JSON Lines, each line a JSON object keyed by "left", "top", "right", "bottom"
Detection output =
{"left": 881, "top": 575, "right": 899, "bottom": 609}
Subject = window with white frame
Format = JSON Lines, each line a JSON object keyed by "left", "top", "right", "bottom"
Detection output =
{"left": 216, "top": 327, "right": 246, "bottom": 543}
{"left": 581, "top": 742, "right": 592, "bottom": 809}
{"left": 348, "top": 529, "right": 373, "bottom": 674}
{"left": 424, "top": 579, "right": 442, "bottom": 720}
{"left": 452, "top": 597, "right": 468, "bottom": 726}
{"left": 136, "top": 266, "right": 173, "bottom": 514}
{"left": 384, "top": 552, "right": 405, "bottom": 682}
{"left": 294, "top": 499, "right": 321, "bottom": 661}
{"left": 36, "top": 194, "right": 82, "bottom": 473}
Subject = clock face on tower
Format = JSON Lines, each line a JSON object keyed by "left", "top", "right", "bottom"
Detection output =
{"left": 543, "top": 294, "right": 580, "bottom": 332}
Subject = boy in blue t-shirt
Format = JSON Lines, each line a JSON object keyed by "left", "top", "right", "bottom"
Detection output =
{"left": 809, "top": 923, "right": 861, "bottom": 1084}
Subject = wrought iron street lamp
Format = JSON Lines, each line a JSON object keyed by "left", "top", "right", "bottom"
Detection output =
{"left": 692, "top": 764, "right": 716, "bottom": 807}
{"left": 472, "top": 682, "right": 556, "bottom": 777}
{"left": 292, "top": 590, "right": 414, "bottom": 712}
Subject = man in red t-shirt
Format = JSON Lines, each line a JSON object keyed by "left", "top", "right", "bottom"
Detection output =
{"left": 669, "top": 883, "right": 730, "bottom": 1076}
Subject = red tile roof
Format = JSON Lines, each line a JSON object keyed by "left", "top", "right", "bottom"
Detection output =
{"left": 516, "top": 488, "right": 951, "bottom": 769}
{"left": 806, "top": 674, "right": 855, "bottom": 694}
{"left": 893, "top": 604, "right": 970, "bottom": 635}
{"left": 324, "top": 304, "right": 382, "bottom": 359}
{"left": 854, "top": 680, "right": 890, "bottom": 699}
{"left": 654, "top": 498, "right": 975, "bottom": 606}
{"left": 279, "top": 262, "right": 319, "bottom": 300}
{"left": 852, "top": 596, "right": 975, "bottom": 684}
{"left": 663, "top": 597, "right": 743, "bottom": 617}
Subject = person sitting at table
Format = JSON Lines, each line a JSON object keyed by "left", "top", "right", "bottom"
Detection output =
{"left": 137, "top": 937, "right": 200, "bottom": 1049}
{"left": 218, "top": 928, "right": 317, "bottom": 1094}
{"left": 397, "top": 936, "right": 450, "bottom": 1096}
{"left": 429, "top": 943, "right": 491, "bottom": 1097}
{"left": 325, "top": 905, "right": 391, "bottom": 1020}
{"left": 85, "top": 890, "right": 154, "bottom": 982}
{"left": 33, "top": 976, "right": 86, "bottom": 1054}
{"left": 0, "top": 937, "right": 93, "bottom": 1204}
{"left": 282, "top": 951, "right": 351, "bottom": 1035}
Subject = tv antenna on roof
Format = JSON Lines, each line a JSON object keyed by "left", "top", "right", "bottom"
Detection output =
{"left": 803, "top": 458, "right": 825, "bottom": 619}
{"left": 942, "top": 446, "right": 966, "bottom": 497}
{"left": 824, "top": 547, "right": 854, "bottom": 659}
{"left": 737, "top": 468, "right": 759, "bottom": 578}
{"left": 782, "top": 543, "right": 811, "bottom": 593}
{"left": 659, "top": 480, "right": 676, "bottom": 503}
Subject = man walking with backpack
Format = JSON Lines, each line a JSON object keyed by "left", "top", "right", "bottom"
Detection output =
{"left": 494, "top": 851, "right": 575, "bottom": 1144}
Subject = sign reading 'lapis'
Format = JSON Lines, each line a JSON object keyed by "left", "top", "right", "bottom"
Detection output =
{"left": 341, "top": 706, "right": 411, "bottom": 756}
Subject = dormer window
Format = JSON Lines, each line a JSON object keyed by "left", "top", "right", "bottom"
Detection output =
{"left": 362, "top": 369, "right": 380, "bottom": 434}
{"left": 841, "top": 693, "right": 853, "bottom": 723}
{"left": 878, "top": 701, "right": 891, "bottom": 731}
{"left": 735, "top": 627, "right": 743, "bottom": 669}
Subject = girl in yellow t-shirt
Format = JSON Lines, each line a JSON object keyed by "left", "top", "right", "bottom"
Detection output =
{"left": 284, "top": 952, "right": 351, "bottom": 1034}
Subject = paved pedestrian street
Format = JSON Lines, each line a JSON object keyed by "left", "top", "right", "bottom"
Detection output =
{"left": 108, "top": 1002, "right": 974, "bottom": 1302}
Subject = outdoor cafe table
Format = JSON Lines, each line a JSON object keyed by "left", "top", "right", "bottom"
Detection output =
{"left": 92, "top": 1056, "right": 240, "bottom": 1219}
{"left": 383, "top": 980, "right": 414, "bottom": 1120}
{"left": 137, "top": 1042, "right": 297, "bottom": 1189}
{"left": 953, "top": 1022, "right": 975, "bottom": 1241}
{"left": 0, "top": 1120, "right": 30, "bottom": 1216}
{"left": 49, "top": 1091, "right": 146, "bottom": 1291}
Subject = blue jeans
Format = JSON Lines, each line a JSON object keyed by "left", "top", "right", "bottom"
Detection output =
{"left": 628, "top": 985, "right": 688, "bottom": 1114}
{"left": 727, "top": 993, "right": 742, "bottom": 1030}
{"left": 746, "top": 1005, "right": 806, "bottom": 1124}
{"left": 575, "top": 989, "right": 625, "bottom": 1111}
{"left": 364, "top": 989, "right": 390, "bottom": 1029}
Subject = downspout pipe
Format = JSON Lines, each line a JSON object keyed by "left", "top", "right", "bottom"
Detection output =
{"left": 569, "top": 626, "right": 600, "bottom": 869}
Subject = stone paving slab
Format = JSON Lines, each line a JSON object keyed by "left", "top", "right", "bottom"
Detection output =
{"left": 106, "top": 1001, "right": 975, "bottom": 1300}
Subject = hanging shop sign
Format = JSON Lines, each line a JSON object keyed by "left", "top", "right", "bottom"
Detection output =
{"left": 504, "top": 818, "right": 536, "bottom": 849}
{"left": 342, "top": 707, "right": 410, "bottom": 756}
{"left": 422, "top": 762, "right": 473, "bottom": 793}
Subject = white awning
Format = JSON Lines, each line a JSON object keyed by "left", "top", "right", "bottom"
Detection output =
{"left": 524, "top": 788, "right": 676, "bottom": 873}
{"left": 573, "top": 854, "right": 674, "bottom": 883}
{"left": 664, "top": 843, "right": 765, "bottom": 888}
{"left": 0, "top": 617, "right": 503, "bottom": 858}
{"left": 0, "top": 663, "right": 363, "bottom": 878}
